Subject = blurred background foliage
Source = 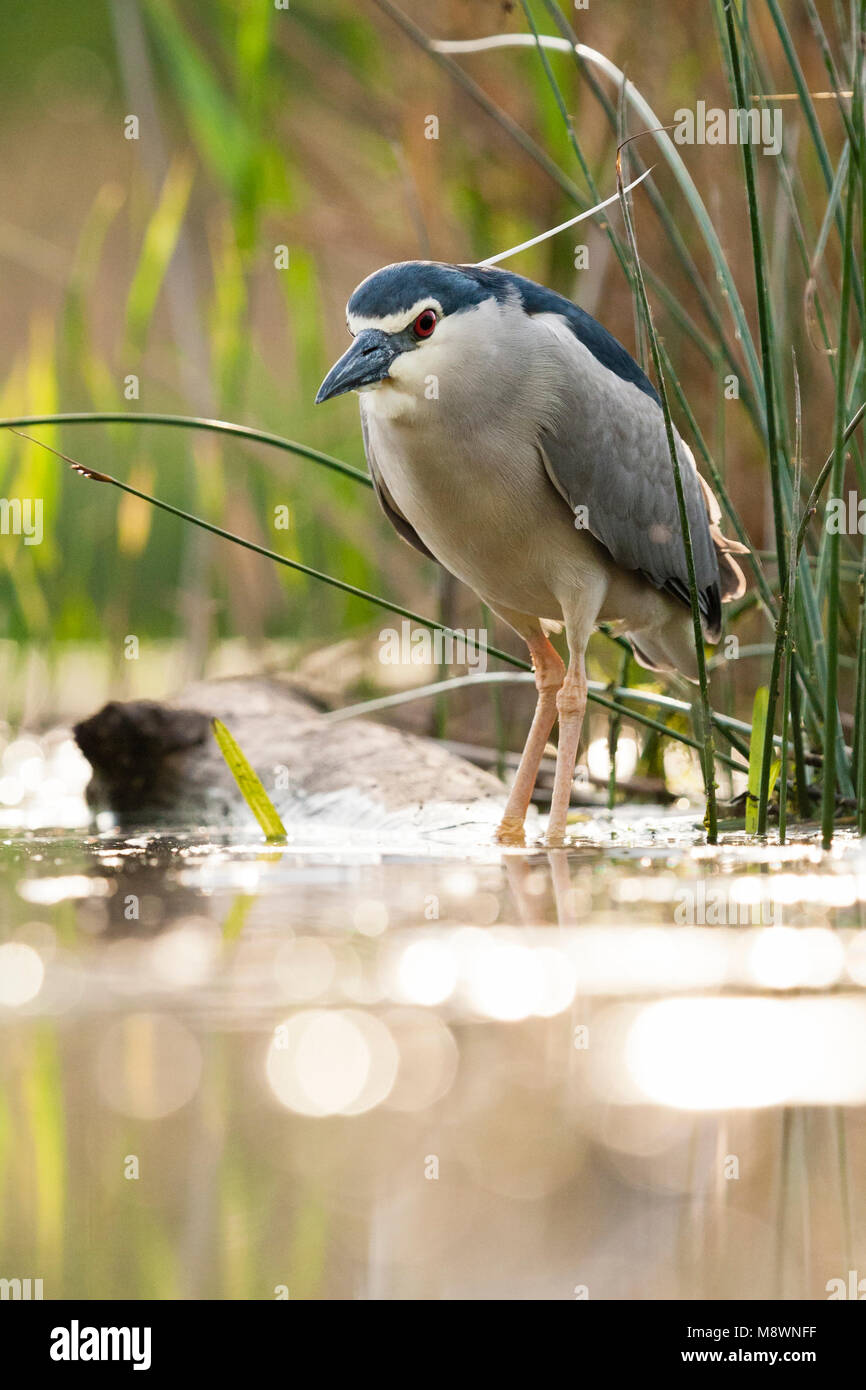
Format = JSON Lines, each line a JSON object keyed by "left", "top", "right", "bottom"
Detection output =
{"left": 3, "top": 2, "right": 865, "bottom": 1301}
{"left": 0, "top": 0, "right": 859, "bottom": 774}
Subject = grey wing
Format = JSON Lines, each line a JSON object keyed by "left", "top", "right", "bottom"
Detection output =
{"left": 537, "top": 366, "right": 722, "bottom": 638}
{"left": 360, "top": 409, "right": 439, "bottom": 564}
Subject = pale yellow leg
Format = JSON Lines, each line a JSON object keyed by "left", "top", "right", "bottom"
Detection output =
{"left": 495, "top": 633, "right": 565, "bottom": 845}
{"left": 545, "top": 657, "right": 588, "bottom": 845}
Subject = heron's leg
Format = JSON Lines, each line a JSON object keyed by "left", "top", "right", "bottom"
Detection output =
{"left": 495, "top": 631, "right": 565, "bottom": 845}
{"left": 546, "top": 649, "right": 588, "bottom": 845}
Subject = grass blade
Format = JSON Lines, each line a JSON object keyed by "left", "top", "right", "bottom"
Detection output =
{"left": 822, "top": 20, "right": 862, "bottom": 847}
{"left": 779, "top": 357, "right": 804, "bottom": 841}
{"left": 0, "top": 412, "right": 372, "bottom": 487}
{"left": 211, "top": 718, "right": 286, "bottom": 842}
{"left": 717, "top": 0, "right": 788, "bottom": 838}
{"left": 747, "top": 687, "right": 770, "bottom": 834}
{"left": 616, "top": 154, "right": 718, "bottom": 841}
{"left": 124, "top": 157, "right": 195, "bottom": 358}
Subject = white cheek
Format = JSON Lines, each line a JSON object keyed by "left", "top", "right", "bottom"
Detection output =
{"left": 388, "top": 348, "right": 429, "bottom": 389}
{"left": 362, "top": 359, "right": 420, "bottom": 420}
{"left": 367, "top": 386, "right": 416, "bottom": 421}
{"left": 390, "top": 339, "right": 454, "bottom": 400}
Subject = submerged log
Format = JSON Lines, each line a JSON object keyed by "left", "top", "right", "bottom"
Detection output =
{"left": 74, "top": 676, "right": 506, "bottom": 833}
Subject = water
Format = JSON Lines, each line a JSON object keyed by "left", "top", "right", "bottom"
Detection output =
{"left": 2, "top": 793, "right": 866, "bottom": 1301}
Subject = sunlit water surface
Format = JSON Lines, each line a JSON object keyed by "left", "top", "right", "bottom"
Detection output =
{"left": 2, "top": 759, "right": 866, "bottom": 1299}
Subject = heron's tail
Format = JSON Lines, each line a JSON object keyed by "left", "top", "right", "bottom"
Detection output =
{"left": 628, "top": 617, "right": 701, "bottom": 680}
{"left": 696, "top": 472, "right": 749, "bottom": 604}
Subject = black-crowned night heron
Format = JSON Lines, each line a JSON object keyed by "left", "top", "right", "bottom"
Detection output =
{"left": 316, "top": 261, "right": 747, "bottom": 844}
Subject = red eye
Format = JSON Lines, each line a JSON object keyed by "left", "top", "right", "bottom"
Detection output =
{"left": 413, "top": 309, "right": 437, "bottom": 338}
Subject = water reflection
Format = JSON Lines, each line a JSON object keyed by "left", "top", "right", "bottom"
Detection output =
{"left": 2, "top": 819, "right": 866, "bottom": 1297}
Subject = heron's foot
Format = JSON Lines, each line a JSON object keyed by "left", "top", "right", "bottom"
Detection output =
{"left": 543, "top": 829, "right": 573, "bottom": 849}
{"left": 543, "top": 824, "right": 568, "bottom": 847}
{"left": 544, "top": 805, "right": 574, "bottom": 847}
{"left": 494, "top": 815, "right": 527, "bottom": 847}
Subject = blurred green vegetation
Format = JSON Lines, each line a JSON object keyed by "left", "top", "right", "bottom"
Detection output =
{"left": 0, "top": 0, "right": 862, "bottom": 821}
{"left": 0, "top": 0, "right": 441, "bottom": 672}
{"left": 2, "top": 1, "right": 865, "bottom": 1302}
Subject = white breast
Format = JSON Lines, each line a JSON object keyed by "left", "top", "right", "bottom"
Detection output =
{"left": 360, "top": 345, "right": 612, "bottom": 621}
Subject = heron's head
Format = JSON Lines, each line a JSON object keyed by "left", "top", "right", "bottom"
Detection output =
{"left": 315, "top": 261, "right": 519, "bottom": 418}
